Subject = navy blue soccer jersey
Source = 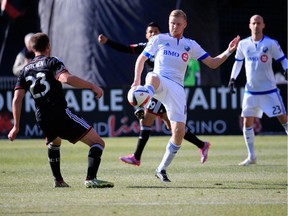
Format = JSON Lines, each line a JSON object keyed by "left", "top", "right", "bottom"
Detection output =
{"left": 15, "top": 56, "right": 67, "bottom": 119}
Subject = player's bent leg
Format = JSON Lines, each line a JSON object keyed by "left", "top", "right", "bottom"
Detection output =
{"left": 119, "top": 112, "right": 156, "bottom": 166}
{"left": 80, "top": 129, "right": 114, "bottom": 188}
{"left": 145, "top": 73, "right": 160, "bottom": 90}
{"left": 134, "top": 107, "right": 145, "bottom": 120}
{"left": 161, "top": 113, "right": 171, "bottom": 130}
{"left": 81, "top": 128, "right": 105, "bottom": 147}
{"left": 141, "top": 112, "right": 157, "bottom": 126}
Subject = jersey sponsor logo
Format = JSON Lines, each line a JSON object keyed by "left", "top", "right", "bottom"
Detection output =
{"left": 182, "top": 52, "right": 189, "bottom": 62}
{"left": 247, "top": 56, "right": 258, "bottom": 62}
{"left": 163, "top": 50, "right": 179, "bottom": 57}
{"left": 262, "top": 46, "right": 268, "bottom": 53}
{"left": 260, "top": 54, "right": 268, "bottom": 63}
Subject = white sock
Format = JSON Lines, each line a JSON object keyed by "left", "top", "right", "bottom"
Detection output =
{"left": 243, "top": 127, "right": 256, "bottom": 160}
{"left": 281, "top": 122, "right": 288, "bottom": 135}
{"left": 144, "top": 84, "right": 155, "bottom": 98}
{"left": 156, "top": 140, "right": 180, "bottom": 172}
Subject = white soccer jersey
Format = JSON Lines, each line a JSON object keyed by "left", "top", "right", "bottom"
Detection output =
{"left": 143, "top": 33, "right": 208, "bottom": 86}
{"left": 235, "top": 35, "right": 287, "bottom": 92}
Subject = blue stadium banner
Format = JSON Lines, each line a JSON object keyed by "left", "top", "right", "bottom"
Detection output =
{"left": 0, "top": 85, "right": 287, "bottom": 139}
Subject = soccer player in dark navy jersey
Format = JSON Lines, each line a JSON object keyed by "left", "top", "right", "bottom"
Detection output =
{"left": 8, "top": 32, "right": 114, "bottom": 188}
{"left": 98, "top": 22, "right": 212, "bottom": 167}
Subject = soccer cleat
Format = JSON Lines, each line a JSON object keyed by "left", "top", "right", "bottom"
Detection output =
{"left": 238, "top": 157, "right": 257, "bottom": 166}
{"left": 155, "top": 170, "right": 171, "bottom": 182}
{"left": 119, "top": 154, "right": 141, "bottom": 166}
{"left": 54, "top": 180, "right": 70, "bottom": 188}
{"left": 84, "top": 178, "right": 114, "bottom": 188}
{"left": 134, "top": 107, "right": 145, "bottom": 120}
{"left": 199, "top": 142, "right": 211, "bottom": 164}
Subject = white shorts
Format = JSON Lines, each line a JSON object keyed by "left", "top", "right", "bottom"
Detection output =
{"left": 147, "top": 73, "right": 187, "bottom": 123}
{"left": 241, "top": 89, "right": 286, "bottom": 118}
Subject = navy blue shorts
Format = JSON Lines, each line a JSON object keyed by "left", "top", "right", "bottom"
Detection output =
{"left": 38, "top": 108, "right": 92, "bottom": 144}
{"left": 146, "top": 97, "right": 166, "bottom": 116}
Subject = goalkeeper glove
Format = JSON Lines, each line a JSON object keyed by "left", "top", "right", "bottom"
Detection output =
{"left": 228, "top": 78, "right": 236, "bottom": 94}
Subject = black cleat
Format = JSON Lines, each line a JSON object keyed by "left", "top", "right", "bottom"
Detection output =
{"left": 54, "top": 180, "right": 70, "bottom": 188}
{"left": 155, "top": 170, "right": 171, "bottom": 182}
{"left": 134, "top": 107, "right": 145, "bottom": 120}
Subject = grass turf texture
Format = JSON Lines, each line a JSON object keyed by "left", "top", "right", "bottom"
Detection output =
{"left": 0, "top": 136, "right": 287, "bottom": 216}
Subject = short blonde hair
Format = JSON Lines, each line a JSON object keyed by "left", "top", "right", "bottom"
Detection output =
{"left": 169, "top": 9, "right": 187, "bottom": 21}
{"left": 24, "top": 33, "right": 34, "bottom": 45}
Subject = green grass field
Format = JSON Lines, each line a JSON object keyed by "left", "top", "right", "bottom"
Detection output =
{"left": 0, "top": 136, "right": 287, "bottom": 216}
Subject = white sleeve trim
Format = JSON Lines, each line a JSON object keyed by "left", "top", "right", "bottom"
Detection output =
{"left": 280, "top": 58, "right": 288, "bottom": 70}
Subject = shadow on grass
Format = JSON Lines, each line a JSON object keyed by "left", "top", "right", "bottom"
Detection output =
{"left": 127, "top": 182, "right": 287, "bottom": 190}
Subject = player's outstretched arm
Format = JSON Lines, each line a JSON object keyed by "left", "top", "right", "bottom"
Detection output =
{"left": 8, "top": 89, "right": 25, "bottom": 141}
{"left": 132, "top": 54, "right": 148, "bottom": 87}
{"left": 58, "top": 71, "right": 103, "bottom": 99}
{"left": 98, "top": 34, "right": 135, "bottom": 54}
{"left": 202, "top": 35, "right": 240, "bottom": 69}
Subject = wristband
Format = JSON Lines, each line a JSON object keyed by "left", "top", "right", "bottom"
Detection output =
{"left": 224, "top": 49, "right": 231, "bottom": 57}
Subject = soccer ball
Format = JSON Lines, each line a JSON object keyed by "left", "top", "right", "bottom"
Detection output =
{"left": 127, "top": 86, "right": 150, "bottom": 107}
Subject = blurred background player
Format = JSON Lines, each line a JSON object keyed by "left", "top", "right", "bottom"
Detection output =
{"left": 98, "top": 22, "right": 211, "bottom": 166}
{"left": 228, "top": 14, "right": 288, "bottom": 166}
{"left": 12, "top": 33, "right": 35, "bottom": 76}
{"left": 184, "top": 58, "right": 201, "bottom": 86}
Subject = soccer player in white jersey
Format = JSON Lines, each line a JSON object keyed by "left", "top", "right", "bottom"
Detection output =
{"left": 131, "top": 9, "right": 240, "bottom": 182}
{"left": 228, "top": 14, "right": 288, "bottom": 166}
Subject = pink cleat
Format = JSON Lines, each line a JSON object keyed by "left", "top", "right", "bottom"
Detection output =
{"left": 119, "top": 154, "right": 140, "bottom": 166}
{"left": 199, "top": 142, "right": 211, "bottom": 164}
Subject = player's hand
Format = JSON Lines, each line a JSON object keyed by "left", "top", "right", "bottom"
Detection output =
{"left": 228, "top": 78, "right": 236, "bottom": 94}
{"left": 228, "top": 35, "right": 240, "bottom": 53}
{"left": 98, "top": 34, "right": 108, "bottom": 44}
{"left": 92, "top": 85, "right": 103, "bottom": 99}
{"left": 8, "top": 126, "right": 19, "bottom": 141}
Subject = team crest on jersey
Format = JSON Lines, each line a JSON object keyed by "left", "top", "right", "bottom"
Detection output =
{"left": 182, "top": 52, "right": 189, "bottom": 62}
{"left": 184, "top": 46, "right": 190, "bottom": 52}
{"left": 260, "top": 54, "right": 268, "bottom": 62}
{"left": 262, "top": 46, "right": 268, "bottom": 53}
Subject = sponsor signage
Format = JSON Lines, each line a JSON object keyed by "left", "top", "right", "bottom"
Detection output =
{"left": 0, "top": 85, "right": 286, "bottom": 138}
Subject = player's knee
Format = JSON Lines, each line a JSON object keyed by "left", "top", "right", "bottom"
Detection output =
{"left": 50, "top": 137, "right": 61, "bottom": 146}
{"left": 141, "top": 114, "right": 156, "bottom": 126}
{"left": 173, "top": 128, "right": 185, "bottom": 140}
{"left": 146, "top": 74, "right": 160, "bottom": 89}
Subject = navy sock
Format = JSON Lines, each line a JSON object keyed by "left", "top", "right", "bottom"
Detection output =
{"left": 48, "top": 144, "right": 63, "bottom": 181}
{"left": 134, "top": 127, "right": 151, "bottom": 160}
{"left": 87, "top": 144, "right": 103, "bottom": 180}
{"left": 184, "top": 129, "right": 204, "bottom": 149}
